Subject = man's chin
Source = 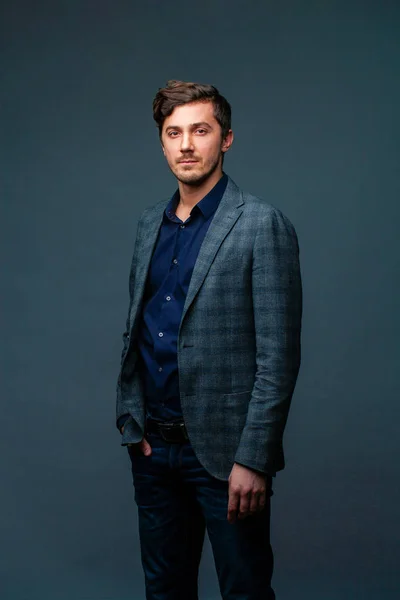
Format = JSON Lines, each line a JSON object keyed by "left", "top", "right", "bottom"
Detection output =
{"left": 176, "top": 171, "right": 206, "bottom": 186}
{"left": 175, "top": 166, "right": 219, "bottom": 187}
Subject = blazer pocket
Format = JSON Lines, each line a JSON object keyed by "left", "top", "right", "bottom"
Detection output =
{"left": 222, "top": 390, "right": 252, "bottom": 414}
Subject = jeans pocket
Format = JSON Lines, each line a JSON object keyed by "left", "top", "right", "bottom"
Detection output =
{"left": 127, "top": 443, "right": 145, "bottom": 459}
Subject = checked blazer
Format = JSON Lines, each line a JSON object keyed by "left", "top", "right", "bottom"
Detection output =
{"left": 116, "top": 176, "right": 302, "bottom": 480}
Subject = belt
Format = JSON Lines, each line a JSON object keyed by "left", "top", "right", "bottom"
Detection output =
{"left": 145, "top": 418, "right": 189, "bottom": 443}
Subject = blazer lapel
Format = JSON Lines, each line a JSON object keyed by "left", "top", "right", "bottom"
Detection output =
{"left": 128, "top": 200, "right": 168, "bottom": 326}
{"left": 180, "top": 176, "right": 244, "bottom": 326}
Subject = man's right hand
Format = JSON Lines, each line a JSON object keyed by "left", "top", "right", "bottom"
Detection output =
{"left": 121, "top": 426, "right": 152, "bottom": 456}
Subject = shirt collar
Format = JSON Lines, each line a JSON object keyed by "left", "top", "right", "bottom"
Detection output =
{"left": 165, "top": 172, "right": 228, "bottom": 222}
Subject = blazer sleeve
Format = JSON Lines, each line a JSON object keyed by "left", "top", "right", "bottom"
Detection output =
{"left": 115, "top": 217, "right": 142, "bottom": 427}
{"left": 234, "top": 207, "right": 303, "bottom": 474}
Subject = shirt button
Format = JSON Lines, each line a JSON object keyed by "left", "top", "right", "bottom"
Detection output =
{"left": 180, "top": 224, "right": 185, "bottom": 229}
{"left": 158, "top": 366, "right": 163, "bottom": 372}
{"left": 158, "top": 332, "right": 164, "bottom": 337}
{"left": 173, "top": 258, "right": 178, "bottom": 264}
{"left": 166, "top": 296, "right": 171, "bottom": 301}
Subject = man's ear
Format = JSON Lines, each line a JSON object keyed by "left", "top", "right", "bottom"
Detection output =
{"left": 222, "top": 129, "right": 234, "bottom": 153}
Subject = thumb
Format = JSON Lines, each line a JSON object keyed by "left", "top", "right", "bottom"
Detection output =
{"left": 140, "top": 437, "right": 152, "bottom": 456}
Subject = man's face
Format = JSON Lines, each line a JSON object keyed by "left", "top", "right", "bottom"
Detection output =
{"left": 161, "top": 101, "right": 232, "bottom": 186}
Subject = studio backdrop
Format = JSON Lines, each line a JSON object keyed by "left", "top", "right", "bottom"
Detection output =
{"left": 1, "top": 1, "right": 399, "bottom": 599}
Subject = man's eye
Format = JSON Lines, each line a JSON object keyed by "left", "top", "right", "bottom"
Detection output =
{"left": 196, "top": 129, "right": 207, "bottom": 134}
{"left": 168, "top": 131, "right": 178, "bottom": 137}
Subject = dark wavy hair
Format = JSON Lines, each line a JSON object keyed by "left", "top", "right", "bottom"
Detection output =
{"left": 152, "top": 80, "right": 232, "bottom": 139}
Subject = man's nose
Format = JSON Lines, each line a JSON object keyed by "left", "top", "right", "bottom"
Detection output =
{"left": 180, "top": 133, "right": 194, "bottom": 152}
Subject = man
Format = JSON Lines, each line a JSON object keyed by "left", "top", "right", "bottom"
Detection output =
{"left": 116, "top": 80, "right": 302, "bottom": 600}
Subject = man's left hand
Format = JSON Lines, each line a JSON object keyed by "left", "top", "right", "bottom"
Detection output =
{"left": 227, "top": 463, "right": 267, "bottom": 523}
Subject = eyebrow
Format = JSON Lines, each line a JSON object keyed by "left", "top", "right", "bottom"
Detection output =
{"left": 165, "top": 121, "right": 213, "bottom": 131}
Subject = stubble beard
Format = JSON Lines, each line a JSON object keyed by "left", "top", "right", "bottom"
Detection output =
{"left": 171, "top": 152, "right": 222, "bottom": 187}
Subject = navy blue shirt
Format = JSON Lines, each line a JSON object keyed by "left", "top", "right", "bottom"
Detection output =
{"left": 135, "top": 173, "right": 228, "bottom": 423}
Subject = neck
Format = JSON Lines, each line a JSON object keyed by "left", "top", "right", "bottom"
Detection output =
{"left": 177, "top": 168, "right": 224, "bottom": 210}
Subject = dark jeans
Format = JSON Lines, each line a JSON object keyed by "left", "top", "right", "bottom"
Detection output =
{"left": 127, "top": 431, "right": 275, "bottom": 600}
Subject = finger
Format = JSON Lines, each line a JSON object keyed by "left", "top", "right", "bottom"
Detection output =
{"left": 227, "top": 486, "right": 240, "bottom": 523}
{"left": 238, "top": 491, "right": 251, "bottom": 519}
{"left": 249, "top": 488, "right": 266, "bottom": 515}
{"left": 258, "top": 490, "right": 266, "bottom": 511}
{"left": 140, "top": 437, "right": 152, "bottom": 456}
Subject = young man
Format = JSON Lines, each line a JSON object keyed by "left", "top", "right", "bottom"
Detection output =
{"left": 116, "top": 80, "right": 302, "bottom": 600}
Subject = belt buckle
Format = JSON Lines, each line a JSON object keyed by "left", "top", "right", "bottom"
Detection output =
{"left": 159, "top": 422, "right": 188, "bottom": 443}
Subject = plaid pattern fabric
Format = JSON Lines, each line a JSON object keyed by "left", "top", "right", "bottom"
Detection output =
{"left": 116, "top": 177, "right": 302, "bottom": 480}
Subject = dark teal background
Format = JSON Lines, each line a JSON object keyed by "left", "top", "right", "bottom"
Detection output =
{"left": 1, "top": 1, "right": 399, "bottom": 598}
